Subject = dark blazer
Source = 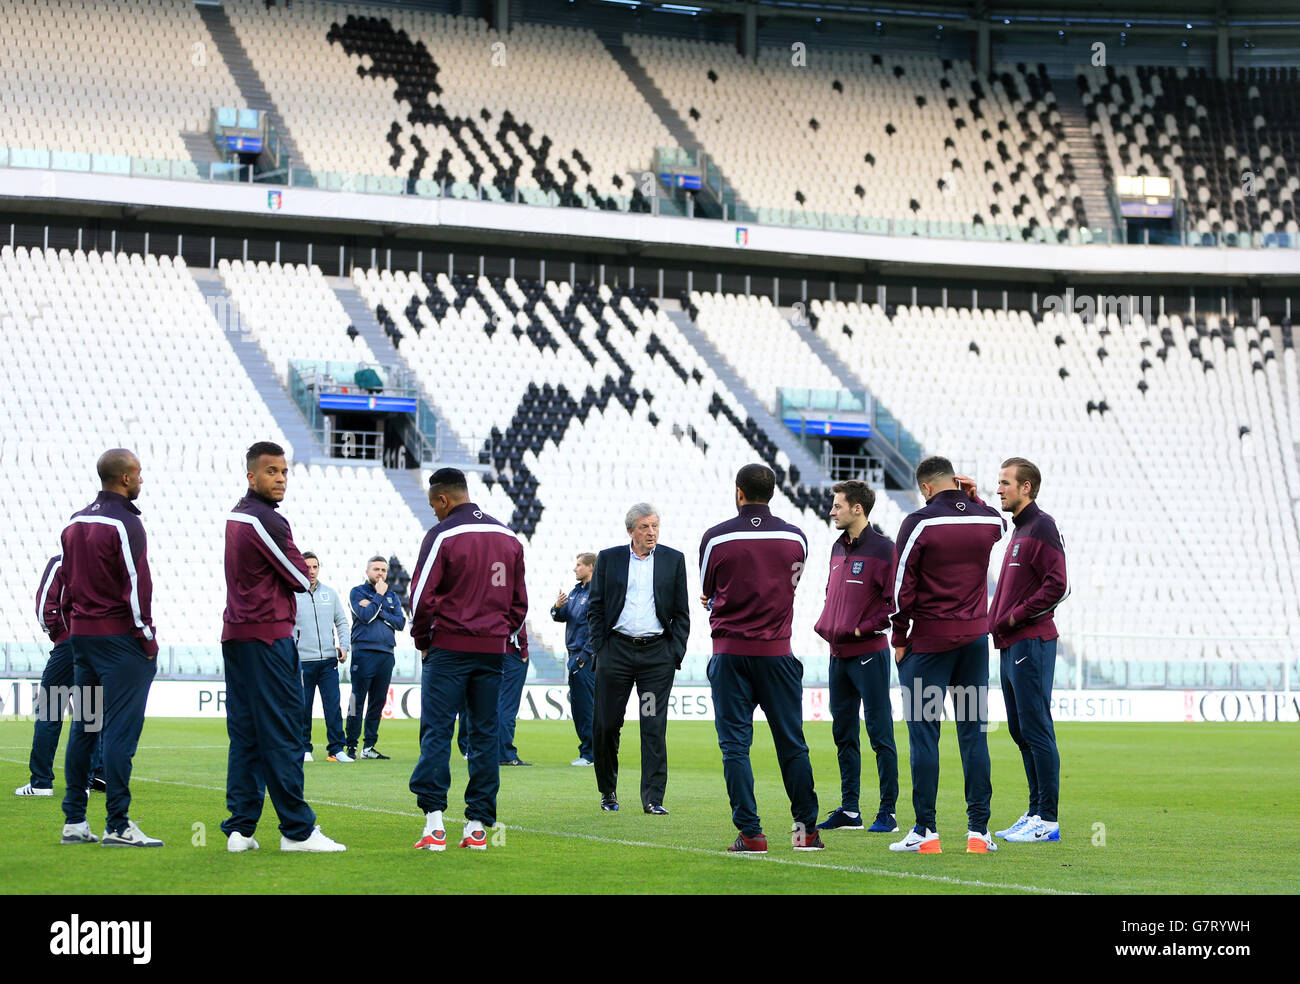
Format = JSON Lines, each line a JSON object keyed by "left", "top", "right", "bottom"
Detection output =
{"left": 586, "top": 544, "right": 690, "bottom": 667}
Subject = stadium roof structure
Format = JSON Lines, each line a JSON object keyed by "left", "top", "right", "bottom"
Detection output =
{"left": 384, "top": 0, "right": 1300, "bottom": 35}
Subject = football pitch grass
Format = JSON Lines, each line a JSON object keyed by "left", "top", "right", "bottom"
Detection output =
{"left": 1, "top": 719, "right": 1295, "bottom": 895}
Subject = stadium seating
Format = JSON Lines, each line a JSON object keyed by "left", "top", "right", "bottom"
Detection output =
{"left": 686, "top": 290, "right": 846, "bottom": 403}
{"left": 0, "top": 245, "right": 287, "bottom": 660}
{"left": 223, "top": 0, "right": 670, "bottom": 207}
{"left": 1079, "top": 65, "right": 1300, "bottom": 241}
{"left": 0, "top": 247, "right": 485, "bottom": 677}
{"left": 217, "top": 258, "right": 381, "bottom": 385}
{"left": 809, "top": 293, "right": 1300, "bottom": 663}
{"left": 627, "top": 37, "right": 1083, "bottom": 239}
{"left": 0, "top": 0, "right": 244, "bottom": 168}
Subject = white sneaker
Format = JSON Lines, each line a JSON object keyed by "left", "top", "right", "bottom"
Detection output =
{"left": 227, "top": 831, "right": 260, "bottom": 853}
{"left": 329, "top": 750, "right": 354, "bottom": 763}
{"left": 304, "top": 752, "right": 314, "bottom": 763}
{"left": 280, "top": 825, "right": 346, "bottom": 852}
{"left": 101, "top": 820, "right": 164, "bottom": 847}
{"left": 965, "top": 829, "right": 998, "bottom": 853}
{"left": 1005, "top": 818, "right": 1061, "bottom": 843}
{"left": 414, "top": 811, "right": 446, "bottom": 852}
{"left": 995, "top": 812, "right": 1035, "bottom": 838}
{"left": 570, "top": 757, "right": 594, "bottom": 767}
{"left": 889, "top": 828, "right": 942, "bottom": 853}
{"left": 61, "top": 821, "right": 98, "bottom": 844}
{"left": 15, "top": 783, "right": 54, "bottom": 797}
{"left": 460, "top": 820, "right": 487, "bottom": 850}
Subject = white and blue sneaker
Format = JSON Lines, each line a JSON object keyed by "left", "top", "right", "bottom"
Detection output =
{"left": 994, "top": 812, "right": 1035, "bottom": 839}
{"left": 102, "top": 821, "right": 164, "bottom": 847}
{"left": 1005, "top": 819, "right": 1061, "bottom": 843}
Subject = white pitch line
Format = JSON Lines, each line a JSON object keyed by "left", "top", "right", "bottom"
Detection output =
{"left": 0, "top": 755, "right": 1081, "bottom": 895}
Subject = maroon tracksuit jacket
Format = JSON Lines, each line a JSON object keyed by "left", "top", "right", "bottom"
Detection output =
{"left": 988, "top": 501, "right": 1069, "bottom": 650}
{"left": 59, "top": 491, "right": 157, "bottom": 657}
{"left": 222, "top": 490, "right": 311, "bottom": 645}
{"left": 36, "top": 554, "right": 70, "bottom": 645}
{"left": 891, "top": 488, "right": 1005, "bottom": 653}
{"left": 815, "top": 526, "right": 896, "bottom": 658}
{"left": 409, "top": 501, "right": 528, "bottom": 654}
{"left": 699, "top": 503, "right": 809, "bottom": 657}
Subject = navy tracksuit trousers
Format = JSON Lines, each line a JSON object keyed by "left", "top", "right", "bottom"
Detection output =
{"left": 568, "top": 658, "right": 596, "bottom": 761}
{"left": 708, "top": 651, "right": 818, "bottom": 837}
{"left": 28, "top": 640, "right": 103, "bottom": 789}
{"left": 301, "top": 658, "right": 346, "bottom": 757}
{"left": 61, "top": 634, "right": 156, "bottom": 835}
{"left": 1000, "top": 637, "right": 1060, "bottom": 823}
{"left": 454, "top": 650, "right": 527, "bottom": 761}
{"left": 409, "top": 648, "right": 503, "bottom": 825}
{"left": 496, "top": 650, "right": 528, "bottom": 762}
{"left": 221, "top": 638, "right": 316, "bottom": 841}
{"left": 898, "top": 635, "right": 993, "bottom": 835}
{"left": 346, "top": 649, "right": 394, "bottom": 751}
{"left": 828, "top": 652, "right": 898, "bottom": 816}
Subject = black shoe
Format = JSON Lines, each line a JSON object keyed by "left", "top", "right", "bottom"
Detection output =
{"left": 499, "top": 759, "right": 532, "bottom": 767}
{"left": 89, "top": 777, "right": 107, "bottom": 793}
{"left": 346, "top": 746, "right": 357, "bottom": 760}
{"left": 360, "top": 746, "right": 389, "bottom": 760}
{"left": 600, "top": 793, "right": 619, "bottom": 812}
{"left": 644, "top": 804, "right": 669, "bottom": 815}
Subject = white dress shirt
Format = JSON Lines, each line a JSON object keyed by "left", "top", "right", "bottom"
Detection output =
{"left": 613, "top": 546, "right": 664, "bottom": 637}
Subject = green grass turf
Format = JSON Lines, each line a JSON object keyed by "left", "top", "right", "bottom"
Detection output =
{"left": 1, "top": 719, "right": 1296, "bottom": 894}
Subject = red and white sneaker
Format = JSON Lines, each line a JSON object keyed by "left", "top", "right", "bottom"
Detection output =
{"left": 414, "top": 829, "right": 446, "bottom": 852}
{"left": 792, "top": 827, "right": 826, "bottom": 851}
{"left": 414, "top": 811, "right": 446, "bottom": 851}
{"left": 460, "top": 827, "right": 488, "bottom": 850}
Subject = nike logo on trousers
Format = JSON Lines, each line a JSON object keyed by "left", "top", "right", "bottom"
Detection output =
{"left": 860, "top": 657, "right": 873, "bottom": 665}
{"left": 1015, "top": 656, "right": 1028, "bottom": 664}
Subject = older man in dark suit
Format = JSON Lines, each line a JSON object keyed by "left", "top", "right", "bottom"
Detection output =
{"left": 587, "top": 503, "right": 690, "bottom": 815}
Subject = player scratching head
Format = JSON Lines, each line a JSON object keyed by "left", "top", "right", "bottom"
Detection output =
{"left": 914, "top": 455, "right": 959, "bottom": 502}
{"left": 246, "top": 441, "right": 289, "bottom": 503}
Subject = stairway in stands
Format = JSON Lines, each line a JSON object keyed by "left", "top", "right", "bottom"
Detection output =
{"left": 180, "top": 131, "right": 224, "bottom": 173}
{"left": 665, "top": 308, "right": 827, "bottom": 486}
{"left": 1051, "top": 80, "right": 1119, "bottom": 239}
{"left": 192, "top": 269, "right": 324, "bottom": 463}
{"left": 195, "top": 0, "right": 305, "bottom": 171}
{"left": 597, "top": 27, "right": 749, "bottom": 215}
{"left": 787, "top": 314, "right": 921, "bottom": 495}
{"left": 328, "top": 278, "right": 478, "bottom": 469}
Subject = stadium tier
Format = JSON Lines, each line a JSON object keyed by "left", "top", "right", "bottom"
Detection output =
{"left": 628, "top": 37, "right": 1082, "bottom": 237}
{"left": 223, "top": 0, "right": 671, "bottom": 206}
{"left": 6, "top": 236, "right": 1296, "bottom": 689}
{"left": 1080, "top": 65, "right": 1300, "bottom": 240}
{"left": 0, "top": 0, "right": 245, "bottom": 168}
